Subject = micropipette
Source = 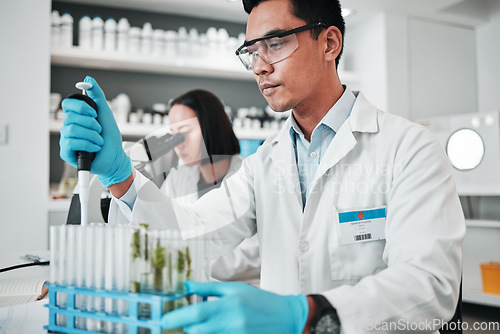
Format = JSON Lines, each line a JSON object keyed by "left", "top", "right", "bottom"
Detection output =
{"left": 69, "top": 81, "right": 98, "bottom": 226}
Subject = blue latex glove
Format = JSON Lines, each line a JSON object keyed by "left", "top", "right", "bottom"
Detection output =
{"left": 60, "top": 76, "right": 132, "bottom": 187}
{"left": 161, "top": 281, "right": 309, "bottom": 334}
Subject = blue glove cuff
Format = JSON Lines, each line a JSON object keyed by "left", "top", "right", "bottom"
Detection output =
{"left": 97, "top": 151, "right": 133, "bottom": 187}
{"left": 286, "top": 294, "right": 309, "bottom": 334}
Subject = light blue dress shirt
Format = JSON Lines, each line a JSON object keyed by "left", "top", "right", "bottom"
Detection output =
{"left": 289, "top": 88, "right": 355, "bottom": 209}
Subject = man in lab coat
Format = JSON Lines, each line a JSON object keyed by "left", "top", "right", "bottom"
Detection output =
{"left": 59, "top": 0, "right": 465, "bottom": 332}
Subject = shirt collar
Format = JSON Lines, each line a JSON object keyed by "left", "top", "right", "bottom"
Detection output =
{"left": 289, "top": 86, "right": 356, "bottom": 142}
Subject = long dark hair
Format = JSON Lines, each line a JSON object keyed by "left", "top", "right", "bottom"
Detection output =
{"left": 170, "top": 89, "right": 240, "bottom": 164}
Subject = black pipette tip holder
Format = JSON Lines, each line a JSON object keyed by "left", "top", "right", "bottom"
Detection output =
{"left": 67, "top": 93, "right": 98, "bottom": 171}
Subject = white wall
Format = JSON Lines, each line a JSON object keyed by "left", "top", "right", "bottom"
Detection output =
{"left": 408, "top": 18, "right": 477, "bottom": 120}
{"left": 344, "top": 13, "right": 388, "bottom": 112}
{"left": 385, "top": 14, "right": 410, "bottom": 119}
{"left": 476, "top": 4, "right": 500, "bottom": 112}
{"left": 0, "top": 0, "right": 51, "bottom": 253}
{"left": 345, "top": 13, "right": 477, "bottom": 121}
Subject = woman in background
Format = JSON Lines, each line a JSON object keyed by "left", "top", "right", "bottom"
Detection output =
{"left": 162, "top": 89, "right": 260, "bottom": 285}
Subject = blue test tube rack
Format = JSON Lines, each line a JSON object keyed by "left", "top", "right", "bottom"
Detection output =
{"left": 44, "top": 283, "right": 192, "bottom": 334}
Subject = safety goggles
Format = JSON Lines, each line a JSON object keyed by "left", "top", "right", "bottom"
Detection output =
{"left": 235, "top": 22, "right": 328, "bottom": 71}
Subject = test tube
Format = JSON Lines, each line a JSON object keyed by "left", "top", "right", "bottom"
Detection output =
{"left": 115, "top": 225, "right": 130, "bottom": 334}
{"left": 56, "top": 225, "right": 67, "bottom": 326}
{"left": 84, "top": 225, "right": 96, "bottom": 331}
{"left": 104, "top": 225, "right": 115, "bottom": 333}
{"left": 74, "top": 225, "right": 86, "bottom": 330}
{"left": 93, "top": 223, "right": 106, "bottom": 332}
{"left": 49, "top": 226, "right": 59, "bottom": 284}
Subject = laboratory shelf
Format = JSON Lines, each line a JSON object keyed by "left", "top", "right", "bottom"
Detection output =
{"left": 49, "top": 119, "right": 276, "bottom": 140}
{"left": 51, "top": 47, "right": 254, "bottom": 81}
{"left": 463, "top": 287, "right": 500, "bottom": 307}
{"left": 51, "top": 48, "right": 359, "bottom": 85}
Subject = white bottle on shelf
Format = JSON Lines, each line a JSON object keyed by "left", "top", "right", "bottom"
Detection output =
{"left": 60, "top": 13, "right": 73, "bottom": 48}
{"left": 199, "top": 33, "right": 208, "bottom": 58}
{"left": 217, "top": 28, "right": 229, "bottom": 60}
{"left": 164, "top": 30, "right": 177, "bottom": 58}
{"left": 141, "top": 22, "right": 153, "bottom": 55}
{"left": 91, "top": 16, "right": 104, "bottom": 51}
{"left": 228, "top": 36, "right": 239, "bottom": 65}
{"left": 117, "top": 18, "right": 130, "bottom": 54}
{"left": 78, "top": 15, "right": 92, "bottom": 50}
{"left": 112, "top": 93, "right": 131, "bottom": 124}
{"left": 104, "top": 18, "right": 117, "bottom": 53}
{"left": 206, "top": 27, "right": 218, "bottom": 59}
{"left": 189, "top": 28, "right": 199, "bottom": 58}
{"left": 51, "top": 10, "right": 61, "bottom": 49}
{"left": 177, "top": 26, "right": 189, "bottom": 57}
{"left": 152, "top": 29, "right": 164, "bottom": 56}
{"left": 128, "top": 27, "right": 140, "bottom": 54}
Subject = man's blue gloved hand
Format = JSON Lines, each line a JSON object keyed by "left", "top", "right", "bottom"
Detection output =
{"left": 59, "top": 76, "right": 132, "bottom": 187}
{"left": 161, "top": 281, "right": 309, "bottom": 334}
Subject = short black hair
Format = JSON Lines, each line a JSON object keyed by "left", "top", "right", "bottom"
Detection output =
{"left": 170, "top": 89, "right": 240, "bottom": 164}
{"left": 242, "top": 0, "right": 345, "bottom": 68}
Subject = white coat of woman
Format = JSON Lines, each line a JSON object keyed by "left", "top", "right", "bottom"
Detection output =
{"left": 160, "top": 89, "right": 260, "bottom": 285}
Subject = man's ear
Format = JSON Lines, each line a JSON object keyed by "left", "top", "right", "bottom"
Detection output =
{"left": 323, "top": 26, "right": 342, "bottom": 63}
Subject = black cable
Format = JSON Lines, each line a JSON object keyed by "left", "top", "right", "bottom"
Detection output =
{"left": 0, "top": 261, "right": 50, "bottom": 273}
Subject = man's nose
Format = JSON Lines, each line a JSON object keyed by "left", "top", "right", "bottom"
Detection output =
{"left": 252, "top": 53, "right": 273, "bottom": 76}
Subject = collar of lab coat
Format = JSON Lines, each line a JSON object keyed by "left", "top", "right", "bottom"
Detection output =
{"left": 266, "top": 92, "right": 380, "bottom": 202}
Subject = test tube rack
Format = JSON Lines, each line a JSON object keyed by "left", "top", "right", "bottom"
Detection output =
{"left": 44, "top": 283, "right": 193, "bottom": 334}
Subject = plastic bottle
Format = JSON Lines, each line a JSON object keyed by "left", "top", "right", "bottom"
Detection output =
{"left": 199, "top": 33, "right": 208, "bottom": 58}
{"left": 189, "top": 28, "right": 199, "bottom": 58}
{"left": 60, "top": 13, "right": 74, "bottom": 48}
{"left": 113, "top": 93, "right": 131, "bottom": 124}
{"left": 117, "top": 18, "right": 130, "bottom": 54}
{"left": 128, "top": 27, "right": 140, "bottom": 54}
{"left": 217, "top": 28, "right": 229, "bottom": 59}
{"left": 104, "top": 18, "right": 117, "bottom": 53}
{"left": 91, "top": 16, "right": 104, "bottom": 51}
{"left": 141, "top": 22, "right": 153, "bottom": 55}
{"left": 206, "top": 27, "right": 218, "bottom": 59}
{"left": 164, "top": 30, "right": 177, "bottom": 58}
{"left": 51, "top": 11, "right": 61, "bottom": 49}
{"left": 152, "top": 29, "right": 164, "bottom": 56}
{"left": 78, "top": 15, "right": 92, "bottom": 50}
{"left": 177, "top": 26, "right": 189, "bottom": 57}
{"left": 228, "top": 37, "right": 239, "bottom": 65}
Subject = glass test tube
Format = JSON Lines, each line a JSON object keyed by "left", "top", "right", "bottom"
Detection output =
{"left": 115, "top": 225, "right": 130, "bottom": 334}
{"left": 84, "top": 225, "right": 96, "bottom": 331}
{"left": 104, "top": 225, "right": 115, "bottom": 334}
{"left": 56, "top": 225, "right": 67, "bottom": 326}
{"left": 93, "top": 223, "right": 106, "bottom": 332}
{"left": 74, "top": 225, "right": 86, "bottom": 330}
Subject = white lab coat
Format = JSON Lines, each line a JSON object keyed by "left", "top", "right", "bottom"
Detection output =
{"left": 160, "top": 155, "right": 261, "bottom": 285}
{"left": 123, "top": 92, "right": 465, "bottom": 334}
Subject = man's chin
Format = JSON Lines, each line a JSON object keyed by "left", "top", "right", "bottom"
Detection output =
{"left": 266, "top": 100, "right": 290, "bottom": 113}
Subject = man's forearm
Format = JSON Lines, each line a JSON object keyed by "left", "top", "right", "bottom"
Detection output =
{"left": 108, "top": 169, "right": 135, "bottom": 198}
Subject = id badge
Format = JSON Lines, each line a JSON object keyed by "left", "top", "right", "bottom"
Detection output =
{"left": 338, "top": 207, "right": 386, "bottom": 245}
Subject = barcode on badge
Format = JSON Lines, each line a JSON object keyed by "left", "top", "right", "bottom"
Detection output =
{"left": 354, "top": 233, "right": 372, "bottom": 241}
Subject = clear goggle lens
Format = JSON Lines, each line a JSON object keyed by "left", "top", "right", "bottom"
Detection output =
{"left": 237, "top": 33, "right": 299, "bottom": 71}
